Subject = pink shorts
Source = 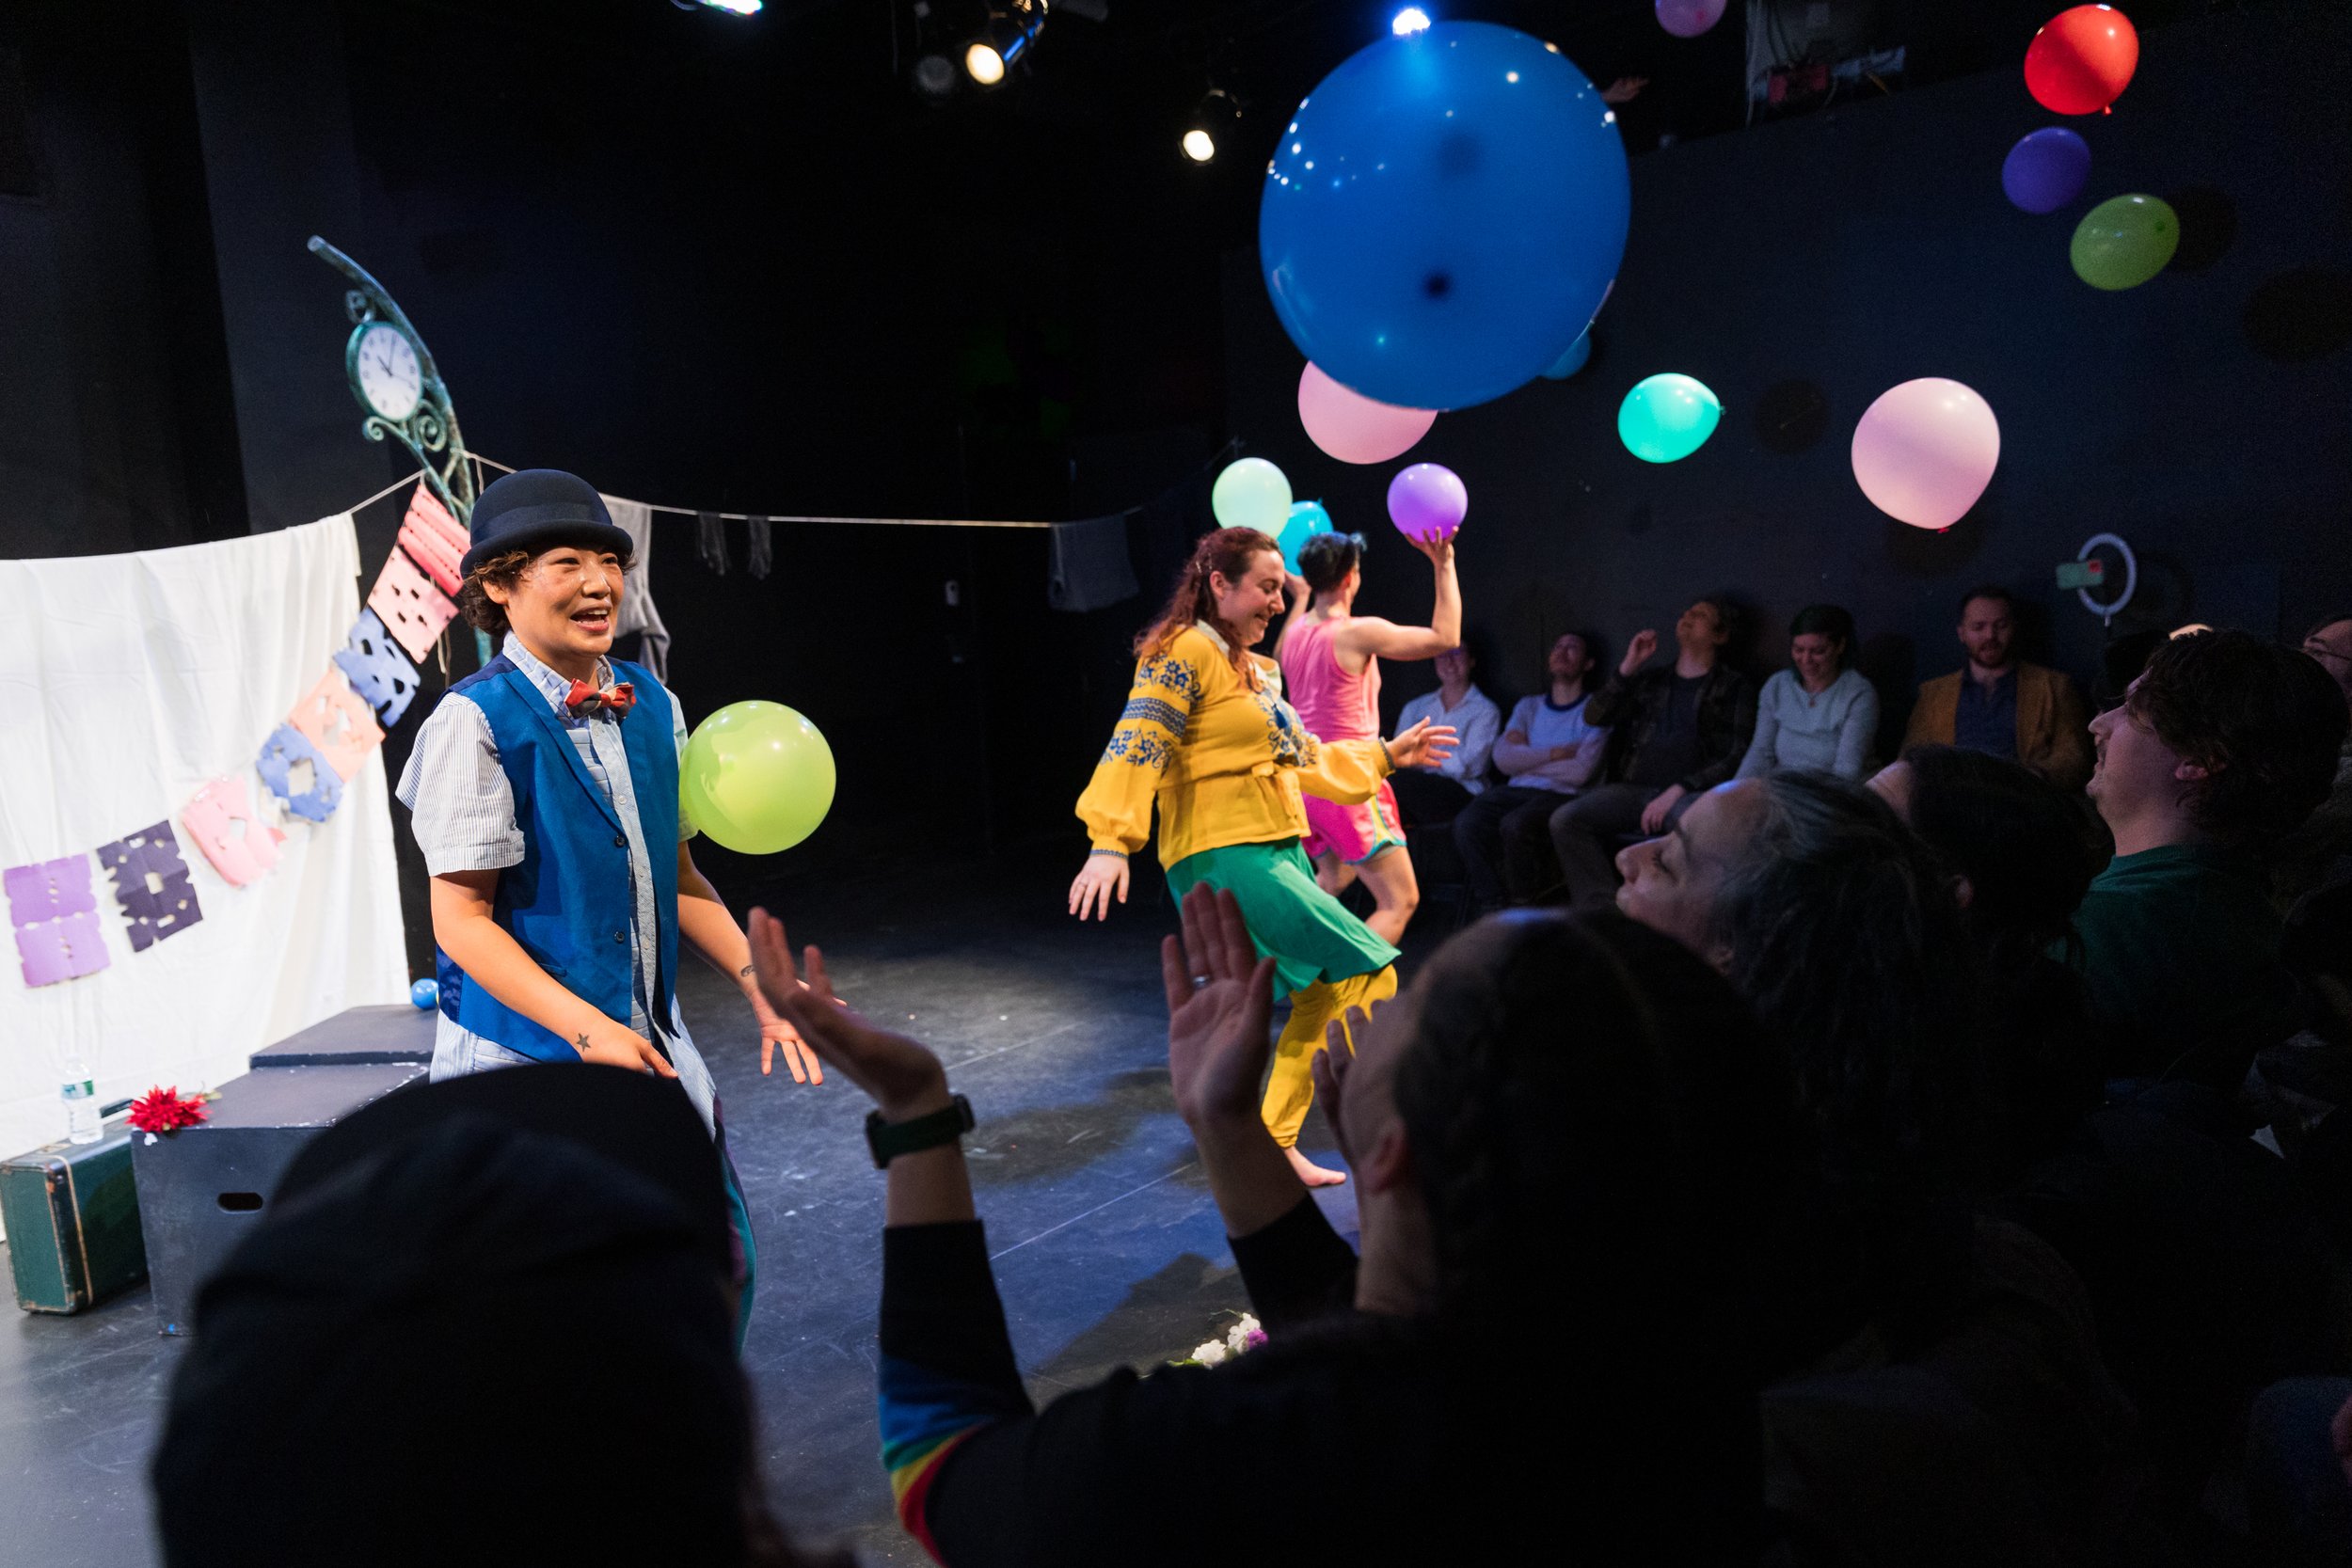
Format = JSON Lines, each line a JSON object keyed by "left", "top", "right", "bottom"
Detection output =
{"left": 1301, "top": 782, "right": 1406, "bottom": 866}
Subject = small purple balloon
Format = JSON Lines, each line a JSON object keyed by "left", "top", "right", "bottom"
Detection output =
{"left": 1656, "top": 0, "right": 1727, "bottom": 39}
{"left": 2002, "top": 127, "right": 2091, "bottom": 215}
{"left": 1387, "top": 463, "right": 1468, "bottom": 543}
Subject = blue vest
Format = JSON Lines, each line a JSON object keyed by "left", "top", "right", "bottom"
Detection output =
{"left": 433, "top": 655, "right": 681, "bottom": 1064}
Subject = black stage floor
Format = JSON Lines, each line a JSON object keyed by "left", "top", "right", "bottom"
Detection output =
{"left": 0, "top": 849, "right": 1432, "bottom": 1565}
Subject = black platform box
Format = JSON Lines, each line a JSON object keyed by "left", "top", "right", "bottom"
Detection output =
{"left": 250, "top": 1003, "right": 435, "bottom": 1068}
{"left": 130, "top": 1061, "right": 426, "bottom": 1335}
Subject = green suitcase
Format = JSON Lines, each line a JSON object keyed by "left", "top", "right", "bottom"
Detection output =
{"left": 2, "top": 1115, "right": 148, "bottom": 1314}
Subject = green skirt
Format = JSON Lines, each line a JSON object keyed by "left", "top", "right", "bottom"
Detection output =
{"left": 1165, "top": 838, "right": 1399, "bottom": 999}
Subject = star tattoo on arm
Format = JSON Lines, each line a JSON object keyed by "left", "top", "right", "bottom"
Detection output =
{"left": 575, "top": 1031, "right": 592, "bottom": 1056}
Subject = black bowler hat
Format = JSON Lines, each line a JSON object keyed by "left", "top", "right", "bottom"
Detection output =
{"left": 459, "top": 468, "right": 633, "bottom": 578}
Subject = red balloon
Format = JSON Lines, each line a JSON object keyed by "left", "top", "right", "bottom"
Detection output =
{"left": 2024, "top": 5, "right": 2139, "bottom": 115}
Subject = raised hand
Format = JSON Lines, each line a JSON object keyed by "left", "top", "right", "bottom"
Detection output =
{"left": 1069, "top": 852, "right": 1130, "bottom": 922}
{"left": 1386, "top": 718, "right": 1457, "bottom": 770}
{"left": 749, "top": 910, "right": 945, "bottom": 1117}
{"left": 1163, "top": 885, "right": 1279, "bottom": 1130}
{"left": 1620, "top": 628, "right": 1659, "bottom": 675}
{"left": 1406, "top": 532, "right": 1455, "bottom": 569}
{"left": 1308, "top": 1005, "right": 1376, "bottom": 1168}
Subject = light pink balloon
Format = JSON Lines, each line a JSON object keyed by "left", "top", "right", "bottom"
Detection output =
{"left": 1851, "top": 379, "right": 2002, "bottom": 531}
{"left": 1297, "top": 362, "right": 1438, "bottom": 466}
{"left": 1656, "top": 0, "right": 1727, "bottom": 40}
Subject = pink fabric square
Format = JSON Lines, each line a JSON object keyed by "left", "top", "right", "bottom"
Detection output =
{"left": 17, "top": 910, "right": 109, "bottom": 986}
{"left": 286, "top": 667, "right": 385, "bottom": 780}
{"left": 367, "top": 547, "right": 456, "bottom": 663}
{"left": 181, "top": 774, "right": 287, "bottom": 887}
{"left": 398, "top": 484, "right": 469, "bottom": 597}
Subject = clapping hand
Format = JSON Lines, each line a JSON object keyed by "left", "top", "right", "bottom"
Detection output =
{"left": 1308, "top": 1006, "right": 1376, "bottom": 1168}
{"left": 749, "top": 910, "right": 945, "bottom": 1118}
{"left": 1163, "top": 885, "right": 1279, "bottom": 1131}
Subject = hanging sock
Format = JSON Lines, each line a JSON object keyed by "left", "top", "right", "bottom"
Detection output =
{"left": 745, "top": 516, "right": 772, "bottom": 580}
{"left": 697, "top": 511, "right": 729, "bottom": 576}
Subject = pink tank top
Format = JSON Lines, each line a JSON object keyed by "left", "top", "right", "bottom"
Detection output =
{"left": 1279, "top": 618, "right": 1380, "bottom": 744}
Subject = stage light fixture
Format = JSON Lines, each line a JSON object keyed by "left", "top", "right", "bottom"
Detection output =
{"left": 1181, "top": 89, "right": 1241, "bottom": 165}
{"left": 1391, "top": 7, "right": 1432, "bottom": 35}
{"left": 965, "top": 0, "right": 1046, "bottom": 87}
{"left": 913, "top": 53, "right": 959, "bottom": 98}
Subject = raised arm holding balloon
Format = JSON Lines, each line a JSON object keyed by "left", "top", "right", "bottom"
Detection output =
{"left": 1073, "top": 509, "right": 1452, "bottom": 1186}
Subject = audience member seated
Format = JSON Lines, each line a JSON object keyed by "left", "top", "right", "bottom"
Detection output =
{"left": 2276, "top": 612, "right": 2352, "bottom": 1000}
{"left": 749, "top": 895, "right": 1794, "bottom": 1566}
{"left": 1612, "top": 773, "right": 2151, "bottom": 1561}
{"left": 1550, "top": 598, "right": 1756, "bottom": 907}
{"left": 1904, "top": 585, "right": 2093, "bottom": 791}
{"left": 1872, "top": 745, "right": 2106, "bottom": 1173}
{"left": 1388, "top": 642, "right": 1500, "bottom": 828}
{"left": 2071, "top": 627, "right": 2349, "bottom": 1089}
{"left": 1449, "top": 632, "right": 1609, "bottom": 911}
{"left": 151, "top": 1068, "right": 841, "bottom": 1568}
{"left": 1737, "top": 603, "right": 1881, "bottom": 781}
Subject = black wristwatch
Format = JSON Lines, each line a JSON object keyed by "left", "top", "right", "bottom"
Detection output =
{"left": 866, "top": 1094, "right": 975, "bottom": 1168}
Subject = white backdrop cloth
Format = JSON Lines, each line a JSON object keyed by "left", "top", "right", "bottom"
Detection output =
{"left": 0, "top": 515, "right": 406, "bottom": 1190}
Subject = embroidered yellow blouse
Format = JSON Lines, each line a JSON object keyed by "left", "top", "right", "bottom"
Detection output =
{"left": 1076, "top": 623, "right": 1392, "bottom": 867}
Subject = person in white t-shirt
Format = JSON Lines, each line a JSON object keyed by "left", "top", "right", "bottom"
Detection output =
{"left": 1452, "top": 632, "right": 1612, "bottom": 912}
{"left": 1390, "top": 644, "right": 1502, "bottom": 829}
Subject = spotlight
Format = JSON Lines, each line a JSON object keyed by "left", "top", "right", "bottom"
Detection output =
{"left": 1181, "top": 89, "right": 1241, "bottom": 165}
{"left": 672, "top": 0, "right": 762, "bottom": 13}
{"left": 966, "top": 0, "right": 1046, "bottom": 87}
{"left": 912, "top": 53, "right": 958, "bottom": 99}
{"left": 1391, "top": 7, "right": 1431, "bottom": 35}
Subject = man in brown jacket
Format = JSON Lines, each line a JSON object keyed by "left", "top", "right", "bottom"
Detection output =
{"left": 1904, "top": 585, "right": 2092, "bottom": 791}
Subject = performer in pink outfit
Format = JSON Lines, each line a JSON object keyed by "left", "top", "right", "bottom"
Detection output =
{"left": 1276, "top": 530, "right": 1463, "bottom": 944}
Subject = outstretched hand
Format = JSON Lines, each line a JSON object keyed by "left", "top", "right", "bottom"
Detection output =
{"left": 1070, "top": 853, "right": 1130, "bottom": 922}
{"left": 749, "top": 910, "right": 945, "bottom": 1118}
{"left": 1163, "top": 885, "right": 1279, "bottom": 1131}
{"left": 1386, "top": 718, "right": 1457, "bottom": 770}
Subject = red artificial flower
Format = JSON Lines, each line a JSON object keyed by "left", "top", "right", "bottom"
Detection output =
{"left": 129, "top": 1085, "right": 208, "bottom": 1134}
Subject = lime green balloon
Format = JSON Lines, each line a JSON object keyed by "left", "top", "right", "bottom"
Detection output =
{"left": 1210, "top": 456, "right": 1293, "bottom": 535}
{"left": 1617, "top": 373, "right": 1723, "bottom": 464}
{"left": 2071, "top": 194, "right": 2178, "bottom": 291}
{"left": 680, "top": 701, "right": 836, "bottom": 855}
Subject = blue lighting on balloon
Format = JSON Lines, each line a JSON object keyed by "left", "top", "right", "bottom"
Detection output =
{"left": 1391, "top": 8, "right": 1432, "bottom": 36}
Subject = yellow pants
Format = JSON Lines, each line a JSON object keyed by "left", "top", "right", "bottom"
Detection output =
{"left": 1263, "top": 966, "right": 1399, "bottom": 1148}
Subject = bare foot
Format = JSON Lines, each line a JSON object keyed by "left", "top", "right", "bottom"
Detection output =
{"left": 1286, "top": 1147, "right": 1347, "bottom": 1187}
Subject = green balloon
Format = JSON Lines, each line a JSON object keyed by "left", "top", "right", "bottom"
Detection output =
{"left": 1617, "top": 373, "right": 1723, "bottom": 464}
{"left": 680, "top": 701, "right": 836, "bottom": 855}
{"left": 1210, "top": 456, "right": 1293, "bottom": 535}
{"left": 2071, "top": 194, "right": 2179, "bottom": 291}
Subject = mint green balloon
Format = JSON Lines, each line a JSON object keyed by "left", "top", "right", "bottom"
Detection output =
{"left": 1210, "top": 456, "right": 1293, "bottom": 535}
{"left": 1618, "top": 373, "right": 1723, "bottom": 464}
{"left": 680, "top": 701, "right": 835, "bottom": 855}
{"left": 2071, "top": 194, "right": 2178, "bottom": 291}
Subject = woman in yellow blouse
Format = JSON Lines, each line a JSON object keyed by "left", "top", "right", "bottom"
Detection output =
{"left": 1071, "top": 527, "right": 1454, "bottom": 1185}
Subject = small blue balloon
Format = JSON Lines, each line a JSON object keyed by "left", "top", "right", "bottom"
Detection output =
{"left": 1542, "top": 330, "right": 1593, "bottom": 380}
{"left": 2002, "top": 127, "right": 2090, "bottom": 214}
{"left": 1277, "top": 500, "right": 1335, "bottom": 575}
{"left": 410, "top": 978, "right": 439, "bottom": 1010}
{"left": 1260, "top": 22, "right": 1631, "bottom": 412}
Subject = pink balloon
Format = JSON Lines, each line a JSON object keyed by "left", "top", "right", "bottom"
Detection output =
{"left": 1656, "top": 0, "right": 1727, "bottom": 39}
{"left": 1387, "top": 463, "right": 1468, "bottom": 543}
{"left": 1851, "top": 379, "right": 2001, "bottom": 531}
{"left": 1297, "top": 362, "right": 1438, "bottom": 466}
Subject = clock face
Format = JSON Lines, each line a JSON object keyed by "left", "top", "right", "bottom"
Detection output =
{"left": 352, "top": 323, "right": 423, "bottom": 422}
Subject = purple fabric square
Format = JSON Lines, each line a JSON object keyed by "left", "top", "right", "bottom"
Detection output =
{"left": 17, "top": 911, "right": 110, "bottom": 987}
{"left": 97, "top": 821, "right": 203, "bottom": 952}
{"left": 4, "top": 856, "right": 98, "bottom": 927}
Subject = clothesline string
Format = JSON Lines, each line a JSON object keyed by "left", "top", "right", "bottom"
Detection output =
{"left": 468, "top": 452, "right": 1058, "bottom": 531}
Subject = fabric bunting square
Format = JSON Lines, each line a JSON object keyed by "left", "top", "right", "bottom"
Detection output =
{"left": 256, "top": 724, "right": 344, "bottom": 824}
{"left": 397, "top": 483, "right": 469, "bottom": 597}
{"left": 94, "top": 821, "right": 204, "bottom": 953}
{"left": 286, "top": 667, "right": 386, "bottom": 780}
{"left": 4, "top": 856, "right": 98, "bottom": 928}
{"left": 334, "top": 609, "right": 422, "bottom": 728}
{"left": 182, "top": 774, "right": 286, "bottom": 887}
{"left": 367, "top": 546, "right": 457, "bottom": 663}
{"left": 16, "top": 910, "right": 108, "bottom": 987}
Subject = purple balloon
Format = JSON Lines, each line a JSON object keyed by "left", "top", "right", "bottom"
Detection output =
{"left": 2002, "top": 127, "right": 2091, "bottom": 214}
{"left": 1656, "top": 0, "right": 1726, "bottom": 39}
{"left": 1387, "top": 463, "right": 1468, "bottom": 543}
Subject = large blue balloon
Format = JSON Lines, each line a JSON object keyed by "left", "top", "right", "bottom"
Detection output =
{"left": 1542, "top": 330, "right": 1593, "bottom": 380}
{"left": 1260, "top": 23, "right": 1630, "bottom": 412}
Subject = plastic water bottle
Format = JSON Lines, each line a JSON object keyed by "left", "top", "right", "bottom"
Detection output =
{"left": 62, "top": 1057, "right": 100, "bottom": 1145}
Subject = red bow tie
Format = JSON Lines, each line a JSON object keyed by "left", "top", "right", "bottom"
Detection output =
{"left": 564, "top": 679, "right": 636, "bottom": 717}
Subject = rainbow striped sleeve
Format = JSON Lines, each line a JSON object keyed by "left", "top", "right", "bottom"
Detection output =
{"left": 879, "top": 1356, "right": 1024, "bottom": 1558}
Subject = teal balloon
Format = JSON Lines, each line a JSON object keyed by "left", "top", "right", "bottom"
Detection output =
{"left": 1211, "top": 456, "right": 1293, "bottom": 534}
{"left": 1542, "top": 331, "right": 1593, "bottom": 380}
{"left": 1277, "top": 500, "right": 1334, "bottom": 574}
{"left": 1617, "top": 373, "right": 1722, "bottom": 464}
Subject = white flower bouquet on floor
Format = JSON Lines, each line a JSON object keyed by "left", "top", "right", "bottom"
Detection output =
{"left": 1174, "top": 1311, "right": 1265, "bottom": 1368}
